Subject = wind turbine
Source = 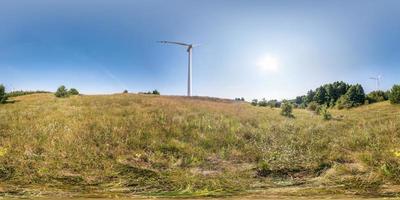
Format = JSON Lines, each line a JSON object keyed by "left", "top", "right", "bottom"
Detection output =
{"left": 158, "top": 40, "right": 197, "bottom": 97}
{"left": 369, "top": 75, "right": 382, "bottom": 91}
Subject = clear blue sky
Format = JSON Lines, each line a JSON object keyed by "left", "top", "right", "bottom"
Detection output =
{"left": 1, "top": 0, "right": 400, "bottom": 100}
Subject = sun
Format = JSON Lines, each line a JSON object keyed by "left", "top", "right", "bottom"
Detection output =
{"left": 256, "top": 54, "right": 280, "bottom": 72}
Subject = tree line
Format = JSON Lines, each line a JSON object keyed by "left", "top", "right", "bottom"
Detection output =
{"left": 0, "top": 84, "right": 164, "bottom": 103}
{"left": 0, "top": 84, "right": 51, "bottom": 103}
{"left": 1, "top": 82, "right": 400, "bottom": 106}
{"left": 251, "top": 81, "right": 400, "bottom": 109}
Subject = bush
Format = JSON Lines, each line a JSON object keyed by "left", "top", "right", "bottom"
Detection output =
{"left": 55, "top": 85, "right": 69, "bottom": 98}
{"left": 68, "top": 88, "right": 79, "bottom": 96}
{"left": 319, "top": 105, "right": 332, "bottom": 120}
{"left": 280, "top": 102, "right": 294, "bottom": 118}
{"left": 0, "top": 84, "right": 7, "bottom": 103}
{"left": 367, "top": 90, "right": 388, "bottom": 103}
{"left": 123, "top": 90, "right": 128, "bottom": 94}
{"left": 307, "top": 101, "right": 319, "bottom": 111}
{"left": 315, "top": 104, "right": 323, "bottom": 114}
{"left": 234, "top": 97, "right": 245, "bottom": 101}
{"left": 336, "top": 95, "right": 352, "bottom": 109}
{"left": 299, "top": 103, "right": 306, "bottom": 109}
{"left": 258, "top": 98, "right": 268, "bottom": 107}
{"left": 267, "top": 100, "right": 280, "bottom": 108}
{"left": 385, "top": 90, "right": 391, "bottom": 100}
{"left": 251, "top": 99, "right": 258, "bottom": 106}
{"left": 257, "top": 161, "right": 271, "bottom": 177}
{"left": 141, "top": 90, "right": 160, "bottom": 95}
{"left": 389, "top": 85, "right": 400, "bottom": 104}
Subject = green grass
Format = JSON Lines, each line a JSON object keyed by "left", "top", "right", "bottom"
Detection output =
{"left": 0, "top": 93, "right": 400, "bottom": 197}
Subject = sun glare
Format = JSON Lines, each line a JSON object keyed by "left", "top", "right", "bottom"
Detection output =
{"left": 256, "top": 54, "right": 280, "bottom": 72}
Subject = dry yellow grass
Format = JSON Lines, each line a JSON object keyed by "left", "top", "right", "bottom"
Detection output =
{"left": 0, "top": 93, "right": 400, "bottom": 197}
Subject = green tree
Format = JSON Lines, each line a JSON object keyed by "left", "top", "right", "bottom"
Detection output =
{"left": 330, "top": 81, "right": 350, "bottom": 104}
{"left": 152, "top": 90, "right": 160, "bottom": 95}
{"left": 55, "top": 85, "right": 69, "bottom": 98}
{"left": 305, "top": 90, "right": 315, "bottom": 104}
{"left": 346, "top": 84, "right": 365, "bottom": 106}
{"left": 336, "top": 84, "right": 365, "bottom": 109}
{"left": 295, "top": 95, "right": 306, "bottom": 106}
{"left": 0, "top": 84, "right": 7, "bottom": 103}
{"left": 389, "top": 85, "right": 400, "bottom": 104}
{"left": 68, "top": 88, "right": 79, "bottom": 96}
{"left": 313, "top": 86, "right": 328, "bottom": 105}
{"left": 305, "top": 81, "right": 350, "bottom": 107}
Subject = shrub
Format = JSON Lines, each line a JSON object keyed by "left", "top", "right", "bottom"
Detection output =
{"left": 298, "top": 103, "right": 307, "bottom": 109}
{"left": 385, "top": 90, "right": 391, "bottom": 100}
{"left": 234, "top": 97, "right": 245, "bottom": 101}
{"left": 251, "top": 99, "right": 258, "bottom": 106}
{"left": 55, "top": 85, "right": 69, "bottom": 98}
{"left": 142, "top": 90, "right": 161, "bottom": 95}
{"left": 267, "top": 100, "right": 279, "bottom": 108}
{"left": 336, "top": 95, "right": 352, "bottom": 109}
{"left": 0, "top": 84, "right": 7, "bottom": 103}
{"left": 68, "top": 88, "right": 79, "bottom": 96}
{"left": 389, "top": 85, "right": 400, "bottom": 104}
{"left": 367, "top": 90, "right": 388, "bottom": 103}
{"left": 280, "top": 102, "right": 294, "bottom": 118}
{"left": 307, "top": 101, "right": 319, "bottom": 111}
{"left": 257, "top": 161, "right": 271, "bottom": 177}
{"left": 315, "top": 104, "right": 323, "bottom": 114}
{"left": 319, "top": 105, "right": 332, "bottom": 120}
{"left": 123, "top": 90, "right": 128, "bottom": 94}
{"left": 258, "top": 98, "right": 268, "bottom": 107}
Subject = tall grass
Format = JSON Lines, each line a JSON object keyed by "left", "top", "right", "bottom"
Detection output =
{"left": 0, "top": 94, "right": 399, "bottom": 196}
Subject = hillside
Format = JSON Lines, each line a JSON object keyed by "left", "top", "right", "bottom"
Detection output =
{"left": 0, "top": 93, "right": 400, "bottom": 198}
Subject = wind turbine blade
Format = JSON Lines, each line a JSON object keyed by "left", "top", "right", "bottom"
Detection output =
{"left": 157, "top": 41, "right": 190, "bottom": 46}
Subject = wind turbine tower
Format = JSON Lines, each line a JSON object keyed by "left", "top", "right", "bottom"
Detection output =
{"left": 158, "top": 41, "right": 197, "bottom": 97}
{"left": 369, "top": 75, "right": 382, "bottom": 91}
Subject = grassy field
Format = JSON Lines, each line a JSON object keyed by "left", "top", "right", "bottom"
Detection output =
{"left": 0, "top": 93, "right": 400, "bottom": 198}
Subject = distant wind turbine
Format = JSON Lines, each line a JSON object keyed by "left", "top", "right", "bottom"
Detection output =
{"left": 158, "top": 40, "right": 198, "bottom": 97}
{"left": 369, "top": 75, "right": 382, "bottom": 91}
